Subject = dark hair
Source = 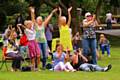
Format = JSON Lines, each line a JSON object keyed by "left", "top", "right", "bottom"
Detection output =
{"left": 55, "top": 43, "right": 63, "bottom": 51}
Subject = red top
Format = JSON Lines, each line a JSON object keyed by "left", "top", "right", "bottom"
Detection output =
{"left": 20, "top": 34, "right": 28, "bottom": 46}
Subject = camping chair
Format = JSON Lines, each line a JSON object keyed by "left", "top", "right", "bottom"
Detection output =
{"left": 0, "top": 47, "right": 13, "bottom": 71}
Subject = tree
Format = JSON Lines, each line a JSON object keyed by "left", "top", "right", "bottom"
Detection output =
{"left": 95, "top": 0, "right": 103, "bottom": 23}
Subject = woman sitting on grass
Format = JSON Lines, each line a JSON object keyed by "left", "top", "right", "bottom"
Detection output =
{"left": 71, "top": 49, "right": 112, "bottom": 72}
{"left": 52, "top": 44, "right": 76, "bottom": 72}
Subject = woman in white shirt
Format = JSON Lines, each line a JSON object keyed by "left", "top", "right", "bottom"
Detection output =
{"left": 24, "top": 20, "right": 40, "bottom": 71}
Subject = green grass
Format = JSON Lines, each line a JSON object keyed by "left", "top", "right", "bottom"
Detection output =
{"left": 0, "top": 36, "right": 120, "bottom": 80}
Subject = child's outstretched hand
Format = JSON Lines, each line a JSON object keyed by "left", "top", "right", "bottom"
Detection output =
{"left": 58, "top": 7, "right": 62, "bottom": 12}
{"left": 52, "top": 8, "right": 58, "bottom": 13}
{"left": 92, "top": 14, "right": 96, "bottom": 20}
{"left": 68, "top": 7, "right": 72, "bottom": 12}
{"left": 29, "top": 7, "right": 35, "bottom": 13}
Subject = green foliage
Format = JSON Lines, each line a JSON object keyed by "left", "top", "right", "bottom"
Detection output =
{"left": 82, "top": 0, "right": 98, "bottom": 12}
{"left": 0, "top": 10, "right": 7, "bottom": 28}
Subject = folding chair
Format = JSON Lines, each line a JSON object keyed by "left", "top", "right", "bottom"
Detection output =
{"left": 0, "top": 47, "right": 13, "bottom": 71}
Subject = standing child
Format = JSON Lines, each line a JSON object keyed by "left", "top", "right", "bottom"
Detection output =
{"left": 58, "top": 7, "right": 73, "bottom": 51}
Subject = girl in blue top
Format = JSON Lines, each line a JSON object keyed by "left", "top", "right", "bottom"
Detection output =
{"left": 53, "top": 44, "right": 75, "bottom": 72}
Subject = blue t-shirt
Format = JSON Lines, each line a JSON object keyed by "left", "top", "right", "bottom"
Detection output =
{"left": 53, "top": 52, "right": 66, "bottom": 67}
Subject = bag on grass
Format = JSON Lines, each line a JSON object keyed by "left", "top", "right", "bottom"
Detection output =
{"left": 21, "top": 66, "right": 31, "bottom": 71}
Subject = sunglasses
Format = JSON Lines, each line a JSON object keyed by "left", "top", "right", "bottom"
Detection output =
{"left": 86, "top": 15, "right": 92, "bottom": 17}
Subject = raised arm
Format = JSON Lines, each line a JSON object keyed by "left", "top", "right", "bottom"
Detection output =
{"left": 17, "top": 24, "right": 22, "bottom": 32}
{"left": 9, "top": 28, "right": 15, "bottom": 39}
{"left": 94, "top": 19, "right": 99, "bottom": 26}
{"left": 17, "top": 24, "right": 23, "bottom": 36}
{"left": 83, "top": 14, "right": 96, "bottom": 27}
{"left": 78, "top": 50, "right": 88, "bottom": 62}
{"left": 44, "top": 8, "right": 58, "bottom": 27}
{"left": 65, "top": 49, "right": 70, "bottom": 61}
{"left": 58, "top": 7, "right": 62, "bottom": 27}
{"left": 29, "top": 7, "right": 36, "bottom": 24}
{"left": 67, "top": 7, "right": 72, "bottom": 27}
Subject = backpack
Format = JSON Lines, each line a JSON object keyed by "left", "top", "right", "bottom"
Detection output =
{"left": 46, "top": 63, "right": 53, "bottom": 69}
{"left": 21, "top": 66, "right": 31, "bottom": 71}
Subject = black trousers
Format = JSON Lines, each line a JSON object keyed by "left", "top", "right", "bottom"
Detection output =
{"left": 47, "top": 40, "right": 52, "bottom": 51}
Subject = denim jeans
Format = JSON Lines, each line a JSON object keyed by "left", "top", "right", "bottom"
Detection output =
{"left": 80, "top": 63, "right": 104, "bottom": 71}
{"left": 82, "top": 38, "right": 97, "bottom": 64}
{"left": 38, "top": 43, "right": 47, "bottom": 68}
{"left": 100, "top": 44, "right": 110, "bottom": 55}
{"left": 20, "top": 46, "right": 29, "bottom": 58}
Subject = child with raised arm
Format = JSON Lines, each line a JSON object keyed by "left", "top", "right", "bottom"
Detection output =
{"left": 58, "top": 7, "right": 73, "bottom": 51}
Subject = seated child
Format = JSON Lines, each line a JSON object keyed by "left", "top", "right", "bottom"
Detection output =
{"left": 99, "top": 34, "right": 111, "bottom": 57}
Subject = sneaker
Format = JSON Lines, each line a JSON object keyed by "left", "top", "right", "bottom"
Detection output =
{"left": 49, "top": 68, "right": 53, "bottom": 71}
{"left": 10, "top": 68, "right": 15, "bottom": 72}
{"left": 71, "top": 69, "right": 76, "bottom": 72}
{"left": 65, "top": 69, "right": 70, "bottom": 72}
{"left": 104, "top": 64, "right": 112, "bottom": 72}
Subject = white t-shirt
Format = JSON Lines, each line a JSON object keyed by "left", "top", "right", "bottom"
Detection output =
{"left": 25, "top": 27, "right": 36, "bottom": 40}
{"left": 106, "top": 13, "right": 112, "bottom": 20}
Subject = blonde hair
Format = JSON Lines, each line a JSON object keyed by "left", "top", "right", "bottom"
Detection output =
{"left": 59, "top": 16, "right": 66, "bottom": 21}
{"left": 24, "top": 20, "right": 32, "bottom": 26}
{"left": 100, "top": 34, "right": 105, "bottom": 37}
{"left": 36, "top": 16, "right": 43, "bottom": 21}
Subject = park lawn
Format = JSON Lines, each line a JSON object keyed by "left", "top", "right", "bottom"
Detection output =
{"left": 0, "top": 47, "right": 120, "bottom": 80}
{"left": 0, "top": 36, "right": 120, "bottom": 80}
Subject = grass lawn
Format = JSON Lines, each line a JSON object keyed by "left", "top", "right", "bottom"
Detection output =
{"left": 0, "top": 36, "right": 120, "bottom": 80}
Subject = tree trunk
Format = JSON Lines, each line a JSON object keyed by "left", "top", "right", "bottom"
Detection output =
{"left": 95, "top": 0, "right": 103, "bottom": 24}
{"left": 70, "top": 0, "right": 80, "bottom": 34}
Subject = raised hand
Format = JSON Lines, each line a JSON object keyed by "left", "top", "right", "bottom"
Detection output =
{"left": 67, "top": 7, "right": 72, "bottom": 26}
{"left": 58, "top": 7, "right": 62, "bottom": 12}
{"left": 52, "top": 8, "right": 58, "bottom": 13}
{"left": 29, "top": 7, "right": 35, "bottom": 13}
{"left": 68, "top": 7, "right": 72, "bottom": 12}
{"left": 92, "top": 14, "right": 96, "bottom": 20}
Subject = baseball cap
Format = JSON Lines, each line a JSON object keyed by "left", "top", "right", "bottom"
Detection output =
{"left": 85, "top": 12, "right": 91, "bottom": 17}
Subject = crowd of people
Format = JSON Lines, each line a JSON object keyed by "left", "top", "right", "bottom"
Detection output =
{"left": 0, "top": 6, "right": 112, "bottom": 72}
